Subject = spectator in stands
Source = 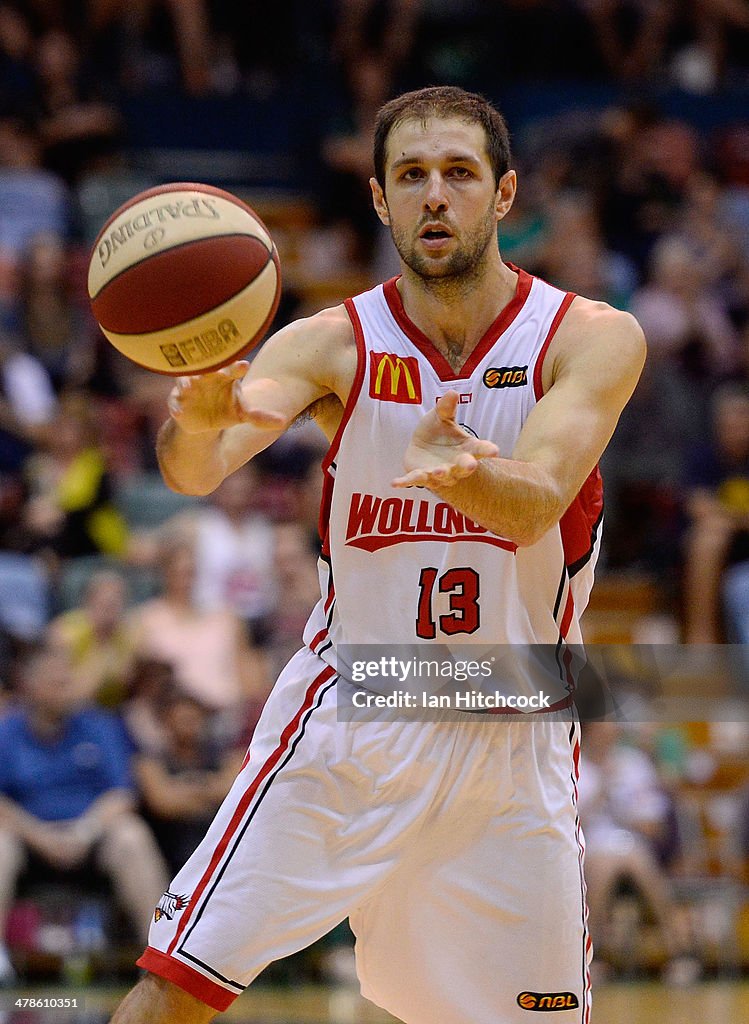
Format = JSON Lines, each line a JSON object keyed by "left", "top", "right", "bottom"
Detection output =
{"left": 167, "top": 465, "right": 278, "bottom": 645}
{"left": 578, "top": 722, "right": 698, "bottom": 984}
{"left": 683, "top": 384, "right": 749, "bottom": 642}
{"left": 331, "top": 0, "right": 421, "bottom": 76}
{"left": 94, "top": 0, "right": 213, "bottom": 96}
{"left": 17, "top": 231, "right": 93, "bottom": 391}
{"left": 320, "top": 51, "right": 392, "bottom": 266}
{"left": 601, "top": 346, "right": 707, "bottom": 572}
{"left": 0, "top": 647, "right": 168, "bottom": 981}
{"left": 264, "top": 521, "right": 322, "bottom": 678}
{"left": 289, "top": 453, "right": 324, "bottom": 553}
{"left": 600, "top": 114, "right": 699, "bottom": 276}
{"left": 739, "top": 782, "right": 749, "bottom": 878}
{"left": 581, "top": 0, "right": 674, "bottom": 84}
{"left": 0, "top": 327, "right": 56, "bottom": 474}
{"left": 0, "top": 4, "right": 35, "bottom": 118}
{"left": 32, "top": 28, "right": 121, "bottom": 184}
{"left": 675, "top": 171, "right": 745, "bottom": 294}
{"left": 47, "top": 568, "right": 136, "bottom": 707}
{"left": 134, "top": 688, "right": 241, "bottom": 873}
{"left": 630, "top": 236, "right": 739, "bottom": 375}
{"left": 672, "top": 0, "right": 749, "bottom": 91}
{"left": 0, "top": 116, "right": 68, "bottom": 308}
{"left": 121, "top": 656, "right": 177, "bottom": 757}
{"left": 22, "top": 395, "right": 128, "bottom": 560}
{"left": 536, "top": 192, "right": 636, "bottom": 306}
{"left": 128, "top": 535, "right": 269, "bottom": 739}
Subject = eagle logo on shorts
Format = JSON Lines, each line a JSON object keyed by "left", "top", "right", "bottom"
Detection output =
{"left": 153, "top": 891, "right": 191, "bottom": 923}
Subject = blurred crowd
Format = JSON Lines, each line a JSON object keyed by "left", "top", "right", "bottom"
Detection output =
{"left": 1, "top": 0, "right": 749, "bottom": 987}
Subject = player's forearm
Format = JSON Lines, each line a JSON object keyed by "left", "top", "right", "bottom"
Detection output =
{"left": 156, "top": 418, "right": 229, "bottom": 495}
{"left": 429, "top": 457, "right": 565, "bottom": 547}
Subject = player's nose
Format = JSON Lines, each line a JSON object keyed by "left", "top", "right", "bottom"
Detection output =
{"left": 423, "top": 171, "right": 448, "bottom": 211}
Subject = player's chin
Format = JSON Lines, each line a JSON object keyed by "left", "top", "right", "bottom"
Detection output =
{"left": 412, "top": 255, "right": 459, "bottom": 278}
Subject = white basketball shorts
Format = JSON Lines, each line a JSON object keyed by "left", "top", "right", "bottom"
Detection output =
{"left": 139, "top": 645, "right": 592, "bottom": 1023}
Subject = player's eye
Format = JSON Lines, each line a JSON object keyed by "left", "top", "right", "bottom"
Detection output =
{"left": 449, "top": 167, "right": 471, "bottom": 178}
{"left": 402, "top": 167, "right": 424, "bottom": 180}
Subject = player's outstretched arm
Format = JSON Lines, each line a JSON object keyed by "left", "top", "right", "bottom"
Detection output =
{"left": 393, "top": 301, "right": 646, "bottom": 546}
{"left": 157, "top": 308, "right": 354, "bottom": 495}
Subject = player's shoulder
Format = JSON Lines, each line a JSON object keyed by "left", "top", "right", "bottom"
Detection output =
{"left": 563, "top": 295, "right": 646, "bottom": 352}
{"left": 283, "top": 303, "right": 354, "bottom": 349}
{"left": 544, "top": 296, "right": 646, "bottom": 392}
{"left": 258, "top": 302, "right": 355, "bottom": 392}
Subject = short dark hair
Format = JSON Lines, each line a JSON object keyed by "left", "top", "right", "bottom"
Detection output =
{"left": 373, "top": 86, "right": 511, "bottom": 190}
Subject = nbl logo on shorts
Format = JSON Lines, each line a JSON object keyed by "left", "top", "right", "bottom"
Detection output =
{"left": 153, "top": 890, "right": 191, "bottom": 923}
{"left": 483, "top": 365, "right": 528, "bottom": 389}
{"left": 369, "top": 352, "right": 422, "bottom": 404}
{"left": 517, "top": 991, "right": 580, "bottom": 1011}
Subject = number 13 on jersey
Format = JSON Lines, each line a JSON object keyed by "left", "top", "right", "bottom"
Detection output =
{"left": 416, "top": 567, "right": 481, "bottom": 639}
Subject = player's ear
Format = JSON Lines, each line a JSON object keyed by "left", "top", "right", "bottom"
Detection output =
{"left": 495, "top": 170, "right": 517, "bottom": 222}
{"left": 370, "top": 177, "right": 390, "bottom": 226}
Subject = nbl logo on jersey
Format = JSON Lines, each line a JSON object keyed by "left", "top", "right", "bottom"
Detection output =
{"left": 483, "top": 365, "right": 528, "bottom": 389}
{"left": 369, "top": 352, "right": 422, "bottom": 404}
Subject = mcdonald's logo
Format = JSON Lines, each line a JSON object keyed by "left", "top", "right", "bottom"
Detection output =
{"left": 369, "top": 352, "right": 422, "bottom": 404}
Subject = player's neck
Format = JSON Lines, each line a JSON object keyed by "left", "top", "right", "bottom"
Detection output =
{"left": 397, "top": 257, "right": 518, "bottom": 373}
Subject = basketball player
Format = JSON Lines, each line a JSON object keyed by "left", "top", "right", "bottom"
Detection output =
{"left": 110, "top": 87, "right": 645, "bottom": 1024}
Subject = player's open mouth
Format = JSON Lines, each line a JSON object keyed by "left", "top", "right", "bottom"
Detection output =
{"left": 419, "top": 224, "right": 453, "bottom": 249}
{"left": 419, "top": 224, "right": 452, "bottom": 239}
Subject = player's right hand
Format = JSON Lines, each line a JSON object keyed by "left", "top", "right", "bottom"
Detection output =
{"left": 167, "top": 360, "right": 287, "bottom": 434}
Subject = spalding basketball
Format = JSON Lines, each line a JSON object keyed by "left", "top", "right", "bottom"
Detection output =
{"left": 88, "top": 182, "right": 281, "bottom": 375}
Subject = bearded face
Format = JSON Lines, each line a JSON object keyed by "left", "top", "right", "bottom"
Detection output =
{"left": 372, "top": 116, "right": 506, "bottom": 292}
{"left": 387, "top": 195, "right": 499, "bottom": 285}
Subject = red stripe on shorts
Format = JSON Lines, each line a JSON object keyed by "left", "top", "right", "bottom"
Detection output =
{"left": 308, "top": 627, "right": 329, "bottom": 653}
{"left": 137, "top": 946, "right": 237, "bottom": 1011}
{"left": 166, "top": 663, "right": 337, "bottom": 958}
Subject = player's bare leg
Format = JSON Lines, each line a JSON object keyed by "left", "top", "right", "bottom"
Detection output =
{"left": 109, "top": 974, "right": 217, "bottom": 1024}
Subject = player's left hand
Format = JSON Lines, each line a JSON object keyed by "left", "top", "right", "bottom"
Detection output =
{"left": 392, "top": 391, "right": 498, "bottom": 489}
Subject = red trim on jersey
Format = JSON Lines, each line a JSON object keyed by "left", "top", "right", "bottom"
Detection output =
{"left": 559, "top": 589, "right": 575, "bottom": 639}
{"left": 532, "top": 290, "right": 576, "bottom": 400}
{"left": 137, "top": 947, "right": 237, "bottom": 1011}
{"left": 166, "top": 665, "right": 336, "bottom": 958}
{"left": 382, "top": 266, "right": 533, "bottom": 382}
{"left": 321, "top": 299, "right": 366, "bottom": 474}
{"left": 561, "top": 472, "right": 603, "bottom": 574}
{"left": 318, "top": 299, "right": 367, "bottom": 549}
{"left": 318, "top": 471, "right": 334, "bottom": 554}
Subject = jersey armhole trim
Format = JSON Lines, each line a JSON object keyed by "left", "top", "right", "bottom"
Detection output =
{"left": 532, "top": 291, "right": 576, "bottom": 400}
{"left": 321, "top": 298, "right": 367, "bottom": 473}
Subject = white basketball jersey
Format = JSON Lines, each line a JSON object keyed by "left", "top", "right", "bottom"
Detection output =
{"left": 303, "top": 266, "right": 602, "bottom": 669}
